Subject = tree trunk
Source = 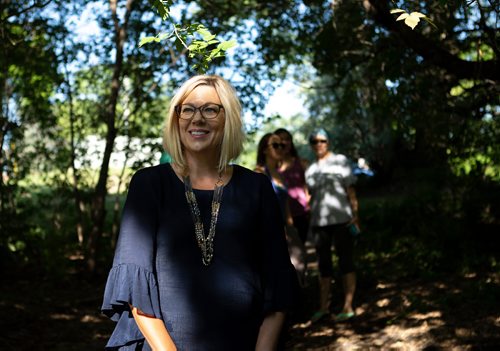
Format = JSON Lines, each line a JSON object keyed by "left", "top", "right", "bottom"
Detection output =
{"left": 0, "top": 117, "right": 7, "bottom": 212}
{"left": 63, "top": 55, "right": 86, "bottom": 247}
{"left": 86, "top": 128, "right": 116, "bottom": 273}
{"left": 111, "top": 148, "right": 130, "bottom": 249}
{"left": 85, "top": 0, "right": 136, "bottom": 274}
{"left": 0, "top": 65, "right": 8, "bottom": 210}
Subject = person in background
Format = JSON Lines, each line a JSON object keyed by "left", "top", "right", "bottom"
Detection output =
{"left": 274, "top": 128, "right": 310, "bottom": 244}
{"left": 159, "top": 151, "right": 172, "bottom": 164}
{"left": 305, "top": 128, "right": 360, "bottom": 323}
{"left": 255, "top": 132, "right": 307, "bottom": 287}
{"left": 101, "top": 75, "right": 297, "bottom": 350}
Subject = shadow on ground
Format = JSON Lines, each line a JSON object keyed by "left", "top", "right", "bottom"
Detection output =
{"left": 285, "top": 242, "right": 500, "bottom": 350}
{"left": 1, "top": 243, "right": 499, "bottom": 350}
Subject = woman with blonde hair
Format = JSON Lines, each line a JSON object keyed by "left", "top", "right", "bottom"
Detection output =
{"left": 102, "top": 75, "right": 297, "bottom": 350}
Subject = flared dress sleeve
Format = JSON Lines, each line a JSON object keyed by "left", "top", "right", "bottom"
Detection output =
{"left": 101, "top": 168, "right": 161, "bottom": 350}
{"left": 257, "top": 174, "right": 299, "bottom": 315}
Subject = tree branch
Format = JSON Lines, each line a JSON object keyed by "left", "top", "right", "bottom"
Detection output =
{"left": 0, "top": 0, "right": 52, "bottom": 22}
{"left": 477, "top": 2, "right": 500, "bottom": 57}
{"left": 366, "top": 0, "right": 499, "bottom": 82}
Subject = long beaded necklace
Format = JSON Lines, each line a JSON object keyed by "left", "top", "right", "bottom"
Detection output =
{"left": 183, "top": 173, "right": 224, "bottom": 266}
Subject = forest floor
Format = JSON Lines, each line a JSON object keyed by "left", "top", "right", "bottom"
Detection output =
{"left": 1, "top": 242, "right": 499, "bottom": 351}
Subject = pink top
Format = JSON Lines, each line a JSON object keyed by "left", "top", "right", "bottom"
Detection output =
{"left": 279, "top": 158, "right": 309, "bottom": 217}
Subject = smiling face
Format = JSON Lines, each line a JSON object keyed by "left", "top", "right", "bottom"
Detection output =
{"left": 178, "top": 85, "right": 225, "bottom": 159}
{"left": 264, "top": 134, "right": 285, "bottom": 162}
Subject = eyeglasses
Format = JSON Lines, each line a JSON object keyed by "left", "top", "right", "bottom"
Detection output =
{"left": 175, "top": 103, "right": 224, "bottom": 120}
{"left": 269, "top": 142, "right": 286, "bottom": 150}
{"left": 310, "top": 139, "right": 328, "bottom": 145}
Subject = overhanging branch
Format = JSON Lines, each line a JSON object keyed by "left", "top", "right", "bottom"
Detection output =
{"left": 366, "top": 0, "right": 499, "bottom": 82}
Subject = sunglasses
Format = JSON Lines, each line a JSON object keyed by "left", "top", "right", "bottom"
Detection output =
{"left": 310, "top": 139, "right": 328, "bottom": 145}
{"left": 270, "top": 142, "right": 286, "bottom": 150}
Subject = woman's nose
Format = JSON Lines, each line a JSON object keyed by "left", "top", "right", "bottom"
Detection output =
{"left": 190, "top": 109, "right": 205, "bottom": 123}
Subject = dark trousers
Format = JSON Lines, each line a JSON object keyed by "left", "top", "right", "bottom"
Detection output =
{"left": 293, "top": 213, "right": 310, "bottom": 244}
{"left": 312, "top": 223, "right": 355, "bottom": 277}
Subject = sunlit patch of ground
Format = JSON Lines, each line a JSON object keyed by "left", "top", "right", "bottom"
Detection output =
{"left": 286, "top": 243, "right": 500, "bottom": 350}
{"left": 286, "top": 273, "right": 500, "bottom": 350}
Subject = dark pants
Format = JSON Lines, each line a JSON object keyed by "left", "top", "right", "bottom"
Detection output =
{"left": 312, "top": 223, "right": 355, "bottom": 277}
{"left": 292, "top": 213, "right": 310, "bottom": 244}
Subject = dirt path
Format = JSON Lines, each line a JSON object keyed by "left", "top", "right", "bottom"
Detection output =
{"left": 1, "top": 254, "right": 499, "bottom": 350}
{"left": 285, "top": 243, "right": 500, "bottom": 350}
{"left": 286, "top": 274, "right": 500, "bottom": 350}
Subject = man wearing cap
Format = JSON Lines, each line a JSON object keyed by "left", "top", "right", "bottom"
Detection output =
{"left": 305, "top": 128, "right": 359, "bottom": 323}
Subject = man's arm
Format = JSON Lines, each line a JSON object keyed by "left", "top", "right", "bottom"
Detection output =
{"left": 347, "top": 186, "right": 359, "bottom": 228}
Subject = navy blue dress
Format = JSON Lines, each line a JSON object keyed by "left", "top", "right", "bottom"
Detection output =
{"left": 101, "top": 164, "right": 297, "bottom": 350}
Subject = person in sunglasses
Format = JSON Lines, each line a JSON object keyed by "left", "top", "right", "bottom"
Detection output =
{"left": 274, "top": 128, "right": 310, "bottom": 245}
{"left": 102, "top": 76, "right": 297, "bottom": 350}
{"left": 255, "top": 133, "right": 307, "bottom": 287}
{"left": 305, "top": 128, "right": 360, "bottom": 323}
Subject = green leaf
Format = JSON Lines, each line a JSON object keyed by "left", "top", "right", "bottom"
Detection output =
{"left": 188, "top": 42, "right": 201, "bottom": 51}
{"left": 157, "top": 32, "right": 172, "bottom": 41}
{"left": 197, "top": 29, "right": 216, "bottom": 42}
{"left": 217, "top": 39, "right": 237, "bottom": 51}
{"left": 208, "top": 48, "right": 222, "bottom": 58}
{"left": 197, "top": 42, "right": 209, "bottom": 50}
{"left": 151, "top": 0, "right": 171, "bottom": 20}
{"left": 139, "top": 32, "right": 173, "bottom": 47}
{"left": 139, "top": 36, "right": 160, "bottom": 47}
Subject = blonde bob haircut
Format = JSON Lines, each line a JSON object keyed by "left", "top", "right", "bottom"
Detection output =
{"left": 163, "top": 75, "right": 245, "bottom": 174}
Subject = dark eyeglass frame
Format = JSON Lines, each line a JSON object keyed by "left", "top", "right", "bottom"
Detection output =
{"left": 175, "top": 103, "right": 224, "bottom": 120}
{"left": 310, "top": 139, "right": 328, "bottom": 145}
{"left": 269, "top": 142, "right": 286, "bottom": 150}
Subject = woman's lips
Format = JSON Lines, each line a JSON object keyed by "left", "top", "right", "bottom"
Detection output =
{"left": 189, "top": 130, "right": 209, "bottom": 137}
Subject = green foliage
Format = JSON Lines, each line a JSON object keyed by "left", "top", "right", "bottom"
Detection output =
{"left": 357, "top": 167, "right": 500, "bottom": 279}
{"left": 151, "top": 0, "right": 173, "bottom": 20}
{"left": 3, "top": 184, "right": 77, "bottom": 277}
{"left": 2, "top": 0, "right": 181, "bottom": 275}
{"left": 1, "top": 1, "right": 62, "bottom": 272}
{"left": 450, "top": 152, "right": 500, "bottom": 181}
{"left": 1, "top": 0, "right": 498, "bottom": 280}
{"left": 140, "top": 1, "right": 237, "bottom": 72}
{"left": 1, "top": 181, "right": 129, "bottom": 278}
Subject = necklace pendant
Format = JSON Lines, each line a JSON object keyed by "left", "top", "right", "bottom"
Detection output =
{"left": 184, "top": 174, "right": 224, "bottom": 266}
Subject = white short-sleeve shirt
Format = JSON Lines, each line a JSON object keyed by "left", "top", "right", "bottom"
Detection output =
{"left": 305, "top": 152, "right": 356, "bottom": 227}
